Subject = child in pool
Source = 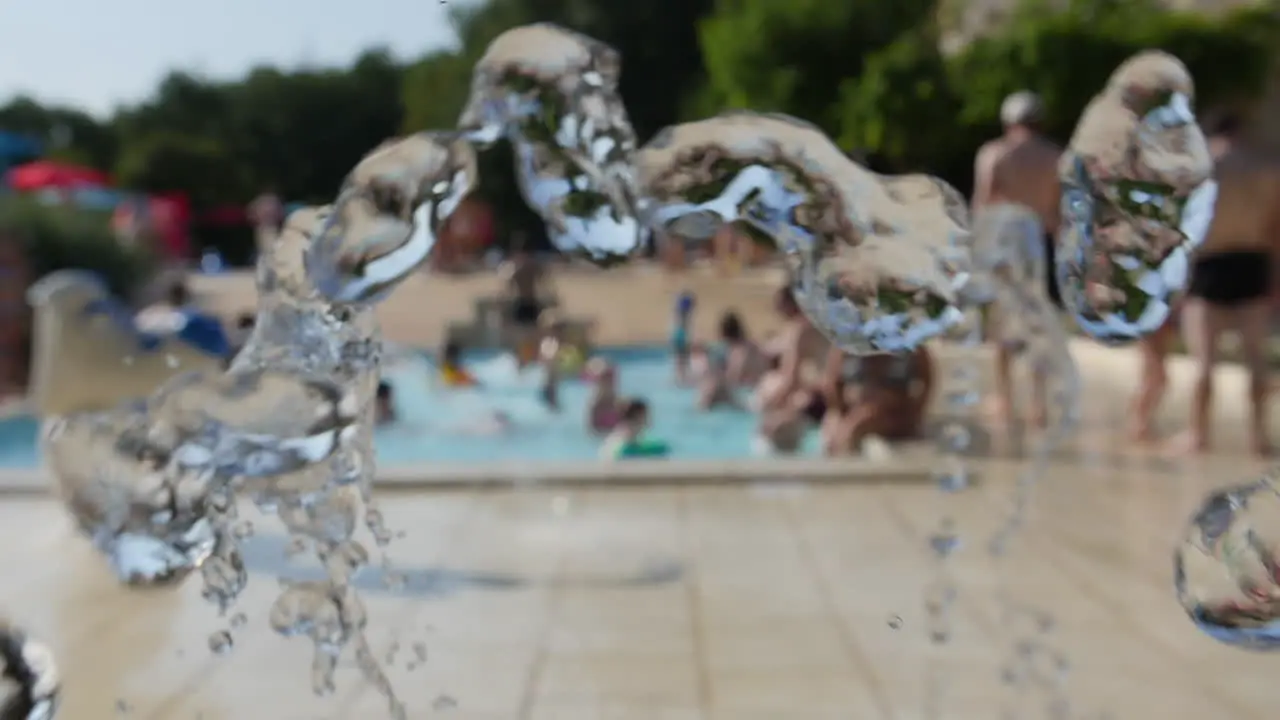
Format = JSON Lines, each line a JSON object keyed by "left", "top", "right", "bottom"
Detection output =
{"left": 585, "top": 358, "right": 623, "bottom": 434}
{"left": 694, "top": 348, "right": 741, "bottom": 411}
{"left": 672, "top": 291, "right": 695, "bottom": 384}
{"left": 602, "top": 398, "right": 669, "bottom": 460}
{"left": 439, "top": 340, "right": 478, "bottom": 387}
{"left": 375, "top": 381, "right": 397, "bottom": 426}
{"left": 538, "top": 329, "right": 562, "bottom": 412}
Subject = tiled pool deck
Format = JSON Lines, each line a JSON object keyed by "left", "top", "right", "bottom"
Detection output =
{"left": 5, "top": 464, "right": 1280, "bottom": 719}
{"left": 4, "top": 340, "right": 1280, "bottom": 717}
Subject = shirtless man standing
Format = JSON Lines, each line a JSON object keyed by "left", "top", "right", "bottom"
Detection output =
{"left": 972, "top": 91, "right": 1063, "bottom": 427}
{"left": 1174, "top": 114, "right": 1279, "bottom": 456}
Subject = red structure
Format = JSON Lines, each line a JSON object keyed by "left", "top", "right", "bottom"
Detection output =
{"left": 7, "top": 160, "right": 110, "bottom": 191}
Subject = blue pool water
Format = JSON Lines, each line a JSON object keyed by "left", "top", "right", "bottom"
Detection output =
{"left": 0, "top": 347, "right": 818, "bottom": 468}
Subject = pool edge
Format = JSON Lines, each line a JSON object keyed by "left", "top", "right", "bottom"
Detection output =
{"left": 0, "top": 458, "right": 944, "bottom": 495}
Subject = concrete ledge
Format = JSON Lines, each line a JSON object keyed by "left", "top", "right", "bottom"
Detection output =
{"left": 0, "top": 457, "right": 940, "bottom": 496}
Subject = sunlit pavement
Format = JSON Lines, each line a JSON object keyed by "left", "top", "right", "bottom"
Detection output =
{"left": 7, "top": 330, "right": 1280, "bottom": 717}
{"left": 3, "top": 453, "right": 1280, "bottom": 720}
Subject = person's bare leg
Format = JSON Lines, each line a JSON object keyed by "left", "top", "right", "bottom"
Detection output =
{"left": 1172, "top": 298, "right": 1221, "bottom": 453}
{"left": 987, "top": 306, "right": 1018, "bottom": 425}
{"left": 1235, "top": 300, "right": 1272, "bottom": 457}
{"left": 1129, "top": 324, "right": 1171, "bottom": 442}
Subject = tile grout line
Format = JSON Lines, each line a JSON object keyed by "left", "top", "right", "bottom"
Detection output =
{"left": 677, "top": 487, "right": 714, "bottom": 719}
{"left": 331, "top": 490, "right": 488, "bottom": 718}
{"left": 513, "top": 488, "right": 580, "bottom": 720}
{"left": 779, "top": 495, "right": 897, "bottom": 720}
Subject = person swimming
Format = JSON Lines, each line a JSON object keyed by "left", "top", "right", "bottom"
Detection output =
{"left": 439, "top": 340, "right": 478, "bottom": 387}
{"left": 538, "top": 325, "right": 563, "bottom": 412}
{"left": 585, "top": 358, "right": 623, "bottom": 434}
{"left": 602, "top": 398, "right": 669, "bottom": 460}
{"left": 719, "top": 310, "right": 767, "bottom": 387}
{"left": 672, "top": 291, "right": 695, "bottom": 383}
{"left": 819, "top": 345, "right": 934, "bottom": 456}
{"left": 754, "top": 354, "right": 825, "bottom": 454}
{"left": 694, "top": 347, "right": 741, "bottom": 411}
{"left": 375, "top": 381, "right": 397, "bottom": 426}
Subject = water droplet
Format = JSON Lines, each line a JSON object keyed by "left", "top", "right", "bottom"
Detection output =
{"left": 0, "top": 617, "right": 61, "bottom": 717}
{"left": 887, "top": 615, "right": 903, "bottom": 629}
{"left": 432, "top": 695, "right": 458, "bottom": 711}
{"left": 934, "top": 470, "right": 969, "bottom": 493}
{"left": 929, "top": 531, "right": 960, "bottom": 558}
{"left": 1058, "top": 52, "right": 1213, "bottom": 342}
{"left": 229, "top": 612, "right": 248, "bottom": 629}
{"left": 938, "top": 424, "right": 971, "bottom": 453}
{"left": 1174, "top": 478, "right": 1280, "bottom": 649}
{"left": 208, "top": 630, "right": 234, "bottom": 655}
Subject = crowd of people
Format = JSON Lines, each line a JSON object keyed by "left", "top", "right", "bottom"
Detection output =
{"left": 375, "top": 89, "right": 1280, "bottom": 462}
{"left": 373, "top": 242, "right": 938, "bottom": 460}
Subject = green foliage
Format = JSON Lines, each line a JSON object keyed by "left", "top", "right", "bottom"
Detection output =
{"left": 114, "top": 132, "right": 248, "bottom": 209}
{"left": 837, "top": 28, "right": 970, "bottom": 175}
{"left": 0, "top": 197, "right": 156, "bottom": 300}
{"left": 947, "top": 0, "right": 1277, "bottom": 146}
{"left": 697, "top": 0, "right": 938, "bottom": 134}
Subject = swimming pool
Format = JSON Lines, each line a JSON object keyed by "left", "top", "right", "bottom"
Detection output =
{"left": 0, "top": 347, "right": 819, "bottom": 469}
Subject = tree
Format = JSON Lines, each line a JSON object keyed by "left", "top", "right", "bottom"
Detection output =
{"left": 0, "top": 97, "right": 118, "bottom": 170}
{"left": 113, "top": 132, "right": 248, "bottom": 210}
{"left": 696, "top": 0, "right": 939, "bottom": 135}
{"left": 838, "top": 28, "right": 969, "bottom": 177}
{"left": 947, "top": 0, "right": 1277, "bottom": 146}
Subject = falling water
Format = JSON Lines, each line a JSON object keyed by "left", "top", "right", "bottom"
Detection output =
{"left": 0, "top": 617, "right": 59, "bottom": 720}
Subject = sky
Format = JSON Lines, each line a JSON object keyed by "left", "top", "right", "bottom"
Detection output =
{"left": 0, "top": 0, "right": 466, "bottom": 117}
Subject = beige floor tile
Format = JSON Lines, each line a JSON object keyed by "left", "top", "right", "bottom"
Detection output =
{"left": 701, "top": 618, "right": 853, "bottom": 672}
{"left": 708, "top": 668, "right": 886, "bottom": 716}
{"left": 7, "top": 435, "right": 1280, "bottom": 720}
{"left": 533, "top": 656, "right": 700, "bottom": 706}
{"left": 528, "top": 703, "right": 704, "bottom": 720}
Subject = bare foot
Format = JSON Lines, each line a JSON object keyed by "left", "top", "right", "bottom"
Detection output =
{"left": 1165, "top": 430, "right": 1209, "bottom": 456}
{"left": 1127, "top": 416, "right": 1158, "bottom": 443}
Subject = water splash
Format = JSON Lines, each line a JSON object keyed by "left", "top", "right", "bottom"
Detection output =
{"left": 1057, "top": 50, "right": 1214, "bottom": 343}
{"left": 0, "top": 618, "right": 59, "bottom": 720}
{"left": 458, "top": 23, "right": 643, "bottom": 262}
{"left": 42, "top": 363, "right": 358, "bottom": 586}
{"left": 634, "top": 111, "right": 971, "bottom": 354}
{"left": 632, "top": 108, "right": 979, "bottom": 716}
{"left": 970, "top": 204, "right": 1082, "bottom": 555}
{"left": 1175, "top": 473, "right": 1280, "bottom": 649}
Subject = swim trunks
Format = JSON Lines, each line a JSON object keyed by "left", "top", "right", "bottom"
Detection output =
{"left": 1043, "top": 232, "right": 1063, "bottom": 308}
{"left": 1188, "top": 250, "right": 1271, "bottom": 307}
{"left": 511, "top": 298, "right": 542, "bottom": 326}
